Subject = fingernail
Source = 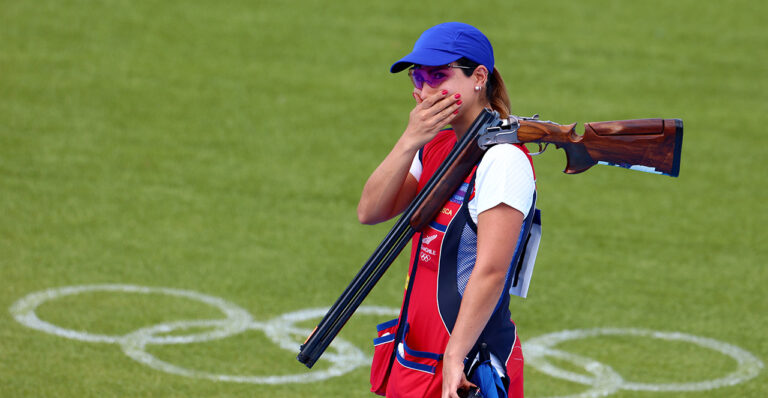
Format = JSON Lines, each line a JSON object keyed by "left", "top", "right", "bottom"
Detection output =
{"left": 441, "top": 90, "right": 448, "bottom": 95}
{"left": 457, "top": 100, "right": 462, "bottom": 105}
{"left": 454, "top": 93, "right": 461, "bottom": 99}
{"left": 453, "top": 110, "right": 459, "bottom": 114}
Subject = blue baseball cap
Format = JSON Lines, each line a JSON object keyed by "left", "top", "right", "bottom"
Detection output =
{"left": 390, "top": 22, "right": 494, "bottom": 74}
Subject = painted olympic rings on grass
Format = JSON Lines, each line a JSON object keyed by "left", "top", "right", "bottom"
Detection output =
{"left": 9, "top": 284, "right": 764, "bottom": 397}
{"left": 10, "top": 284, "right": 397, "bottom": 384}
{"left": 525, "top": 328, "right": 764, "bottom": 398}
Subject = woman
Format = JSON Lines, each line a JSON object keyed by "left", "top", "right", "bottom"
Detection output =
{"left": 359, "top": 22, "right": 536, "bottom": 398}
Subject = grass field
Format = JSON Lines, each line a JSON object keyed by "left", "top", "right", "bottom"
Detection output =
{"left": 1, "top": 1, "right": 766, "bottom": 397}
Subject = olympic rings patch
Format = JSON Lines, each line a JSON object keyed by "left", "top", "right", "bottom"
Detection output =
{"left": 9, "top": 284, "right": 764, "bottom": 397}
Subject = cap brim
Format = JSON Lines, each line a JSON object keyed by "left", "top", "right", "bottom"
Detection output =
{"left": 390, "top": 49, "right": 462, "bottom": 73}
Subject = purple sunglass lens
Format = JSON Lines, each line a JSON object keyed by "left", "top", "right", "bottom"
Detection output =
{"left": 409, "top": 67, "right": 452, "bottom": 89}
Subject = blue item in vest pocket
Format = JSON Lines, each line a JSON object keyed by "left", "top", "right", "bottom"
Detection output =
{"left": 467, "top": 343, "right": 507, "bottom": 398}
{"left": 469, "top": 361, "right": 506, "bottom": 398}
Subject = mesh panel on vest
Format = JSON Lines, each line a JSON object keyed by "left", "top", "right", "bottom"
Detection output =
{"left": 456, "top": 222, "right": 477, "bottom": 296}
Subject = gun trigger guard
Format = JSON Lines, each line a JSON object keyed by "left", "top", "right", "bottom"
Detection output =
{"left": 529, "top": 143, "right": 549, "bottom": 156}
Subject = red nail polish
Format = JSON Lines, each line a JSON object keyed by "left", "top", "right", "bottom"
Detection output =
{"left": 454, "top": 93, "right": 461, "bottom": 99}
{"left": 442, "top": 90, "right": 448, "bottom": 95}
{"left": 457, "top": 100, "right": 462, "bottom": 105}
{"left": 453, "top": 110, "right": 459, "bottom": 114}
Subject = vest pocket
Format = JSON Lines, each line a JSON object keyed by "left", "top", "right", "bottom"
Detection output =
{"left": 387, "top": 335, "right": 443, "bottom": 397}
{"left": 370, "top": 318, "right": 398, "bottom": 395}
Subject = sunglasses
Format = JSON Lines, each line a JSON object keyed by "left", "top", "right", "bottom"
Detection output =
{"left": 408, "top": 65, "right": 473, "bottom": 90}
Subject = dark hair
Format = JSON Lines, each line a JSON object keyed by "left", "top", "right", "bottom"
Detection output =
{"left": 456, "top": 58, "right": 511, "bottom": 118}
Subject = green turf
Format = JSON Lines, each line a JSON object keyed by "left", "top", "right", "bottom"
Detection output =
{"left": 1, "top": 0, "right": 766, "bottom": 397}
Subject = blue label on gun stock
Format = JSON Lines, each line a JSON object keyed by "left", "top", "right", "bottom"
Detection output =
{"left": 597, "top": 161, "right": 667, "bottom": 176}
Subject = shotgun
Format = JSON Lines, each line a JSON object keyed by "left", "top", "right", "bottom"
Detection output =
{"left": 297, "top": 109, "right": 683, "bottom": 368}
{"left": 477, "top": 114, "right": 683, "bottom": 176}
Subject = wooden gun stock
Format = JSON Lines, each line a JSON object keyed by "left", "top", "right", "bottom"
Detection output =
{"left": 517, "top": 118, "right": 683, "bottom": 176}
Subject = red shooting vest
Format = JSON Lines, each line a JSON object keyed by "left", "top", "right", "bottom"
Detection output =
{"left": 371, "top": 129, "right": 534, "bottom": 398}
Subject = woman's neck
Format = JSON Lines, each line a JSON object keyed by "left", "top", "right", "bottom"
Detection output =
{"left": 452, "top": 104, "right": 491, "bottom": 139}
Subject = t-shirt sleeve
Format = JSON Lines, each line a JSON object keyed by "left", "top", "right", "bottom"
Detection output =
{"left": 475, "top": 144, "right": 535, "bottom": 218}
{"left": 409, "top": 150, "right": 423, "bottom": 181}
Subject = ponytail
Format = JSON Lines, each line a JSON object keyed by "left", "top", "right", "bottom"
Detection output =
{"left": 488, "top": 68, "right": 510, "bottom": 119}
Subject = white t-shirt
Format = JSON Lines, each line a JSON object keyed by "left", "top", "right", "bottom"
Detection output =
{"left": 409, "top": 144, "right": 535, "bottom": 224}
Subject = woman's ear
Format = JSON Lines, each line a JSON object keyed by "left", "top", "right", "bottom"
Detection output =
{"left": 473, "top": 65, "right": 489, "bottom": 88}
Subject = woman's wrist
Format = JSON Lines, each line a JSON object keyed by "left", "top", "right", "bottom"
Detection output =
{"left": 395, "top": 130, "right": 425, "bottom": 154}
{"left": 443, "top": 343, "right": 468, "bottom": 365}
